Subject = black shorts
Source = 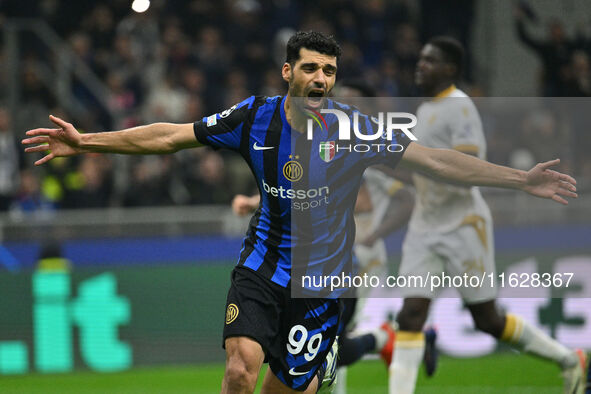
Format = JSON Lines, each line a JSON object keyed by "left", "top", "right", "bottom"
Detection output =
{"left": 223, "top": 266, "right": 342, "bottom": 391}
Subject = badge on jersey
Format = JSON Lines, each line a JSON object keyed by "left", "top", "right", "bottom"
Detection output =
{"left": 206, "top": 115, "right": 217, "bottom": 127}
{"left": 319, "top": 141, "right": 335, "bottom": 163}
{"left": 226, "top": 303, "right": 239, "bottom": 324}
{"left": 283, "top": 155, "right": 303, "bottom": 182}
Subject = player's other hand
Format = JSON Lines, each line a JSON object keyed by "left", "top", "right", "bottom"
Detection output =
{"left": 522, "top": 159, "right": 577, "bottom": 205}
{"left": 22, "top": 115, "right": 83, "bottom": 165}
{"left": 232, "top": 194, "right": 258, "bottom": 216}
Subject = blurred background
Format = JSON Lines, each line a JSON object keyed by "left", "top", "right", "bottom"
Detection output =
{"left": 0, "top": 0, "right": 590, "bottom": 388}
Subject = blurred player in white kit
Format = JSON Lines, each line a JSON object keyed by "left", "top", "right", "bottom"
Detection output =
{"left": 389, "top": 36, "right": 587, "bottom": 394}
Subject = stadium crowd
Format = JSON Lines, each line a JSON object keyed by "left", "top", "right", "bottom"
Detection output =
{"left": 1, "top": 0, "right": 590, "bottom": 214}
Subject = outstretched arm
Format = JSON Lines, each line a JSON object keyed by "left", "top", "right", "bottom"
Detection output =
{"left": 400, "top": 143, "right": 577, "bottom": 205}
{"left": 23, "top": 115, "right": 201, "bottom": 165}
{"left": 514, "top": 7, "right": 544, "bottom": 53}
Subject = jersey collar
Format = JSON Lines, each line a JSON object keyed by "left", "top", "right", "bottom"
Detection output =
{"left": 433, "top": 84, "right": 456, "bottom": 100}
{"left": 281, "top": 95, "right": 289, "bottom": 128}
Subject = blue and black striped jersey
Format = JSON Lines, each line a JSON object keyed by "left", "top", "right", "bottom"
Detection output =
{"left": 194, "top": 95, "right": 412, "bottom": 294}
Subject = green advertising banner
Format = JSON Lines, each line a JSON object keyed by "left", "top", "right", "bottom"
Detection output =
{"left": 0, "top": 263, "right": 234, "bottom": 375}
{"left": 0, "top": 252, "right": 589, "bottom": 375}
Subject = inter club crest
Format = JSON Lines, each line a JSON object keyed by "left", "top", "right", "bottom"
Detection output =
{"left": 283, "top": 154, "right": 303, "bottom": 182}
{"left": 319, "top": 141, "right": 335, "bottom": 163}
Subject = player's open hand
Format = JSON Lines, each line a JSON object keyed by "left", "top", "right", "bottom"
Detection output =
{"left": 22, "top": 115, "right": 84, "bottom": 165}
{"left": 523, "top": 159, "right": 577, "bottom": 205}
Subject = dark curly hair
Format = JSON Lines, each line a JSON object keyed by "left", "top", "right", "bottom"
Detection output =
{"left": 285, "top": 31, "right": 342, "bottom": 65}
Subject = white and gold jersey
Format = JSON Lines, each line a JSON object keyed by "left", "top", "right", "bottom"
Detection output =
{"left": 409, "top": 86, "right": 492, "bottom": 234}
{"left": 355, "top": 168, "right": 404, "bottom": 243}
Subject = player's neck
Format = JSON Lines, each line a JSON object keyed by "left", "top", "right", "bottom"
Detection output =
{"left": 284, "top": 95, "right": 307, "bottom": 133}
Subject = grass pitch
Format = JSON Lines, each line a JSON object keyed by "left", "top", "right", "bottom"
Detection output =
{"left": 0, "top": 353, "right": 564, "bottom": 393}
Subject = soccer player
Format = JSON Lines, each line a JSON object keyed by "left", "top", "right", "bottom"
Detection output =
{"left": 23, "top": 31, "right": 578, "bottom": 394}
{"left": 231, "top": 167, "right": 424, "bottom": 394}
{"left": 388, "top": 36, "right": 587, "bottom": 394}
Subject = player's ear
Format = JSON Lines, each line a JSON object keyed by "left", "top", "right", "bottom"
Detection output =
{"left": 282, "top": 62, "right": 292, "bottom": 83}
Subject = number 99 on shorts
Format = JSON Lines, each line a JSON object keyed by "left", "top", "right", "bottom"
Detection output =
{"left": 286, "top": 325, "right": 323, "bottom": 362}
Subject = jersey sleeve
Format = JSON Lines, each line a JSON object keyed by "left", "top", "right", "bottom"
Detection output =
{"left": 448, "top": 102, "right": 484, "bottom": 156}
{"left": 193, "top": 96, "right": 256, "bottom": 151}
{"left": 355, "top": 112, "right": 414, "bottom": 169}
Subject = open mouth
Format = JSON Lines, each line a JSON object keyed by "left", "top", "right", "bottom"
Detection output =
{"left": 306, "top": 90, "right": 325, "bottom": 106}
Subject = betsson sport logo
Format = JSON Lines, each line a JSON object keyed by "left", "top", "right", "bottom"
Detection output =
{"left": 262, "top": 154, "right": 330, "bottom": 212}
{"left": 305, "top": 108, "right": 418, "bottom": 154}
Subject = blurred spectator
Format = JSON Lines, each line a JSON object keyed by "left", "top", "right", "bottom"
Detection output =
{"left": 226, "top": 0, "right": 268, "bottom": 87}
{"left": 260, "top": 68, "right": 285, "bottom": 97}
{"left": 142, "top": 73, "right": 189, "bottom": 124}
{"left": 193, "top": 26, "right": 231, "bottom": 92}
{"left": 222, "top": 69, "right": 250, "bottom": 108}
{"left": 389, "top": 23, "right": 421, "bottom": 96}
{"left": 563, "top": 51, "right": 591, "bottom": 97}
{"left": 11, "top": 168, "right": 54, "bottom": 215}
{"left": 106, "top": 70, "right": 140, "bottom": 129}
{"left": 3, "top": 1, "right": 590, "bottom": 211}
{"left": 62, "top": 154, "right": 114, "bottom": 209}
{"left": 375, "top": 58, "right": 401, "bottom": 97}
{"left": 124, "top": 156, "right": 175, "bottom": 207}
{"left": 0, "top": 108, "right": 23, "bottom": 210}
{"left": 82, "top": 5, "right": 116, "bottom": 78}
{"left": 180, "top": 150, "right": 232, "bottom": 205}
{"left": 182, "top": 67, "right": 207, "bottom": 98}
{"left": 84, "top": 5, "right": 117, "bottom": 52}
{"left": 160, "top": 20, "right": 192, "bottom": 74}
{"left": 69, "top": 32, "right": 95, "bottom": 69}
{"left": 266, "top": 0, "right": 300, "bottom": 34}
{"left": 184, "top": 95, "right": 206, "bottom": 123}
{"left": 337, "top": 41, "right": 365, "bottom": 81}
{"left": 334, "top": 8, "right": 361, "bottom": 44}
{"left": 514, "top": 6, "right": 580, "bottom": 96}
{"left": 519, "top": 110, "right": 566, "bottom": 160}
{"left": 21, "top": 59, "right": 55, "bottom": 109}
{"left": 40, "top": 156, "right": 78, "bottom": 208}
{"left": 116, "top": 6, "right": 160, "bottom": 65}
{"left": 358, "top": 0, "right": 389, "bottom": 66}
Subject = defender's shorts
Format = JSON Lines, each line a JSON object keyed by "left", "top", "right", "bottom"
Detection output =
{"left": 399, "top": 215, "right": 496, "bottom": 304}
